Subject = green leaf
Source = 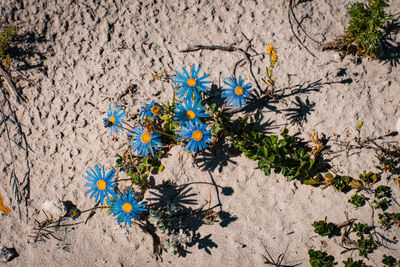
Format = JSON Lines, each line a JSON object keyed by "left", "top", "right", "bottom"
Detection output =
{"left": 210, "top": 103, "right": 217, "bottom": 113}
{"left": 270, "top": 135, "right": 278, "bottom": 145}
{"left": 138, "top": 164, "right": 145, "bottom": 172}
{"left": 325, "top": 173, "right": 334, "bottom": 180}
{"left": 257, "top": 146, "right": 268, "bottom": 158}
{"left": 263, "top": 137, "right": 272, "bottom": 147}
{"left": 267, "top": 154, "right": 276, "bottom": 163}
{"left": 158, "top": 164, "right": 164, "bottom": 173}
{"left": 304, "top": 176, "right": 324, "bottom": 185}
{"left": 263, "top": 165, "right": 271, "bottom": 176}
{"left": 277, "top": 139, "right": 286, "bottom": 148}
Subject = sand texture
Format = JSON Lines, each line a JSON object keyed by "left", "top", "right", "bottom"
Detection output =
{"left": 0, "top": 0, "right": 399, "bottom": 266}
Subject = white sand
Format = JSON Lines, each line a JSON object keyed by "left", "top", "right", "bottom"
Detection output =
{"left": 0, "top": 0, "right": 399, "bottom": 266}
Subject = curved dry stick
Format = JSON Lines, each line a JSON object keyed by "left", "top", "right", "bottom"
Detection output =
{"left": 290, "top": 0, "right": 322, "bottom": 45}
{"left": 288, "top": 0, "right": 318, "bottom": 58}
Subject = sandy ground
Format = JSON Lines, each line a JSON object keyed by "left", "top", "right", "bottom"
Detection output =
{"left": 0, "top": 0, "right": 399, "bottom": 266}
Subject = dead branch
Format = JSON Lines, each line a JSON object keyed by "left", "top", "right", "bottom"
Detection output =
{"left": 0, "top": 85, "right": 31, "bottom": 219}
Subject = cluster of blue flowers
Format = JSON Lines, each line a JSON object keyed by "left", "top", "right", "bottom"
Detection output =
{"left": 84, "top": 164, "right": 146, "bottom": 226}
{"left": 103, "top": 64, "right": 252, "bottom": 158}
{"left": 94, "top": 64, "right": 252, "bottom": 226}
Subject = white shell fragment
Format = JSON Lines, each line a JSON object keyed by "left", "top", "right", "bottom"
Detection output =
{"left": 397, "top": 118, "right": 400, "bottom": 133}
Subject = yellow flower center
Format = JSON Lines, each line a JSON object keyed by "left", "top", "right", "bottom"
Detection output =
{"left": 192, "top": 130, "right": 203, "bottom": 141}
{"left": 151, "top": 105, "right": 161, "bottom": 116}
{"left": 186, "top": 110, "right": 196, "bottom": 120}
{"left": 234, "top": 86, "right": 243, "bottom": 95}
{"left": 141, "top": 133, "right": 151, "bottom": 143}
{"left": 97, "top": 180, "right": 107, "bottom": 190}
{"left": 71, "top": 210, "right": 77, "bottom": 217}
{"left": 122, "top": 203, "right": 133, "bottom": 213}
{"left": 187, "top": 78, "right": 197, "bottom": 87}
{"left": 109, "top": 116, "right": 116, "bottom": 123}
{"left": 271, "top": 54, "right": 278, "bottom": 62}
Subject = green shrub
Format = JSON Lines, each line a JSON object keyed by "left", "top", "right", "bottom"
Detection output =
{"left": 345, "top": 0, "right": 392, "bottom": 57}
{"left": 308, "top": 249, "right": 335, "bottom": 267}
{"left": 0, "top": 24, "right": 16, "bottom": 65}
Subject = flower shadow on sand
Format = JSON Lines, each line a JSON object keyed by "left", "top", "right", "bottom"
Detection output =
{"left": 146, "top": 180, "right": 236, "bottom": 256}
{"left": 380, "top": 15, "right": 400, "bottom": 67}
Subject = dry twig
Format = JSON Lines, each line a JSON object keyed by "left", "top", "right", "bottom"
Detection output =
{"left": 0, "top": 85, "right": 31, "bottom": 219}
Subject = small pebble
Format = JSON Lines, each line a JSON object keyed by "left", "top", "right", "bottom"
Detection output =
{"left": 0, "top": 245, "right": 18, "bottom": 262}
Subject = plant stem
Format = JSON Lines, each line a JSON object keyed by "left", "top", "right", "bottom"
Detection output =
{"left": 80, "top": 206, "right": 110, "bottom": 214}
{"left": 156, "top": 129, "right": 176, "bottom": 138}
{"left": 120, "top": 123, "right": 134, "bottom": 133}
{"left": 122, "top": 121, "right": 135, "bottom": 129}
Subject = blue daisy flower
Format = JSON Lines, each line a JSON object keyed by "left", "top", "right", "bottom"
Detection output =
{"left": 176, "top": 121, "right": 212, "bottom": 152}
{"left": 109, "top": 188, "right": 147, "bottom": 227}
{"left": 222, "top": 76, "right": 252, "bottom": 109}
{"left": 103, "top": 105, "right": 126, "bottom": 135}
{"left": 172, "top": 64, "right": 211, "bottom": 100}
{"left": 84, "top": 165, "right": 117, "bottom": 205}
{"left": 138, "top": 105, "right": 151, "bottom": 122}
{"left": 128, "top": 125, "right": 163, "bottom": 157}
{"left": 139, "top": 100, "right": 163, "bottom": 122}
{"left": 175, "top": 97, "right": 210, "bottom": 125}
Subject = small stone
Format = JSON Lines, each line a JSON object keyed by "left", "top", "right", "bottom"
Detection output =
{"left": 0, "top": 246, "right": 18, "bottom": 262}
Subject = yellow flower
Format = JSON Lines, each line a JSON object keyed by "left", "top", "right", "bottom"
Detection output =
{"left": 271, "top": 54, "right": 278, "bottom": 62}
{"left": 0, "top": 192, "right": 11, "bottom": 215}
{"left": 272, "top": 49, "right": 277, "bottom": 54}
{"left": 2, "top": 55, "right": 10, "bottom": 69}
{"left": 266, "top": 45, "right": 274, "bottom": 55}
{"left": 357, "top": 121, "right": 363, "bottom": 129}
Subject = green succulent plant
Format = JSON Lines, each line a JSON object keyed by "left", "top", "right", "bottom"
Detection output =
{"left": 308, "top": 249, "right": 335, "bottom": 267}
{"left": 312, "top": 220, "right": 337, "bottom": 238}
{"left": 230, "top": 125, "right": 317, "bottom": 182}
{"left": 348, "top": 194, "right": 367, "bottom": 209}
{"left": 382, "top": 254, "right": 400, "bottom": 266}
{"left": 343, "top": 257, "right": 370, "bottom": 267}
{"left": 378, "top": 212, "right": 400, "bottom": 229}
